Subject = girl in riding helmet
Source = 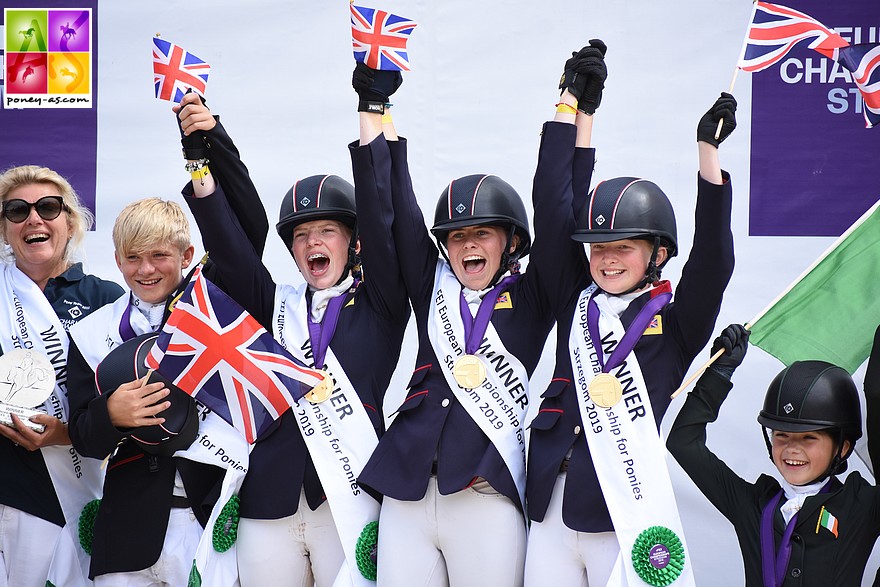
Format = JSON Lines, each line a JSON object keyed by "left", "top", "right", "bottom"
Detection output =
{"left": 668, "top": 323, "right": 880, "bottom": 586}
{"left": 350, "top": 55, "right": 598, "bottom": 585}
{"left": 178, "top": 90, "right": 409, "bottom": 586}
{"left": 525, "top": 44, "right": 737, "bottom": 586}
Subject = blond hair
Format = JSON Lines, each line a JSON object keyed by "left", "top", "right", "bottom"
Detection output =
{"left": 112, "top": 198, "right": 191, "bottom": 257}
{"left": 0, "top": 165, "right": 93, "bottom": 262}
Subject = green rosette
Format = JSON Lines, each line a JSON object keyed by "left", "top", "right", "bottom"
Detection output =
{"left": 355, "top": 520, "right": 379, "bottom": 580}
{"left": 212, "top": 495, "right": 240, "bottom": 553}
{"left": 188, "top": 561, "right": 202, "bottom": 587}
{"left": 78, "top": 498, "right": 101, "bottom": 555}
{"left": 631, "top": 525, "right": 685, "bottom": 586}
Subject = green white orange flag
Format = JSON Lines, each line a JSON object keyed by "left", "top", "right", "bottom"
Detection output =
{"left": 748, "top": 199, "right": 880, "bottom": 373}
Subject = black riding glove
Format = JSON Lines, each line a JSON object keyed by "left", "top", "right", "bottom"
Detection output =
{"left": 697, "top": 92, "right": 737, "bottom": 147}
{"left": 709, "top": 323, "right": 750, "bottom": 380}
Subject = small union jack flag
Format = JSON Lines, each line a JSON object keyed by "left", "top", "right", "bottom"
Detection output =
{"left": 146, "top": 268, "right": 326, "bottom": 443}
{"left": 837, "top": 43, "right": 880, "bottom": 129}
{"left": 152, "top": 37, "right": 211, "bottom": 103}
{"left": 737, "top": 2, "right": 847, "bottom": 73}
{"left": 351, "top": 4, "right": 417, "bottom": 71}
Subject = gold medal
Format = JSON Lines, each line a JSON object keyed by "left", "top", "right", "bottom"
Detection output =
{"left": 304, "top": 374, "right": 333, "bottom": 404}
{"left": 452, "top": 355, "right": 487, "bottom": 389}
{"left": 589, "top": 373, "right": 623, "bottom": 408}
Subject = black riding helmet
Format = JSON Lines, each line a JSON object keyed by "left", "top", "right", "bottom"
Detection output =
{"left": 96, "top": 333, "right": 199, "bottom": 457}
{"left": 431, "top": 174, "right": 531, "bottom": 285}
{"left": 276, "top": 175, "right": 359, "bottom": 283}
{"left": 758, "top": 360, "right": 862, "bottom": 483}
{"left": 573, "top": 177, "right": 677, "bottom": 293}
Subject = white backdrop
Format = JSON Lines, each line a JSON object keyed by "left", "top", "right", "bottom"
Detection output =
{"left": 65, "top": 0, "right": 880, "bottom": 583}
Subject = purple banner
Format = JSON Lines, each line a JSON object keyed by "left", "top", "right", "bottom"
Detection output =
{"left": 749, "top": 1, "right": 880, "bottom": 236}
{"left": 0, "top": 0, "right": 98, "bottom": 224}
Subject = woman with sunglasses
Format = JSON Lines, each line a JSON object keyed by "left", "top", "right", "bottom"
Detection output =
{"left": 0, "top": 165, "right": 123, "bottom": 587}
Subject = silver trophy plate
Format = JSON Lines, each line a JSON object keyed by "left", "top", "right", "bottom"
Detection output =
{"left": 0, "top": 349, "right": 55, "bottom": 433}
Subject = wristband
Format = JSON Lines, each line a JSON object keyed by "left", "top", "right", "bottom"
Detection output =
{"left": 381, "top": 112, "right": 393, "bottom": 125}
{"left": 190, "top": 166, "right": 210, "bottom": 182}
{"left": 184, "top": 158, "right": 209, "bottom": 172}
{"left": 358, "top": 100, "right": 385, "bottom": 114}
{"left": 555, "top": 102, "right": 578, "bottom": 115}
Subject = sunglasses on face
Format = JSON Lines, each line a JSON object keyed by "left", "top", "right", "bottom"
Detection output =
{"left": 2, "top": 196, "right": 69, "bottom": 224}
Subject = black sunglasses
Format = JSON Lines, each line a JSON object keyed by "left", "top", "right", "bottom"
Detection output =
{"left": 2, "top": 196, "right": 69, "bottom": 224}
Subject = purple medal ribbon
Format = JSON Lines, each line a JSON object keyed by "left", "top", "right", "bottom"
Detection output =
{"left": 586, "top": 289, "right": 672, "bottom": 373}
{"left": 459, "top": 275, "right": 520, "bottom": 354}
{"left": 307, "top": 281, "right": 358, "bottom": 370}
{"left": 118, "top": 300, "right": 138, "bottom": 342}
{"left": 760, "top": 480, "right": 832, "bottom": 587}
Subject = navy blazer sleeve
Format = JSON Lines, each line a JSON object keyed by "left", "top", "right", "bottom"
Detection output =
{"left": 386, "top": 137, "right": 439, "bottom": 309}
{"left": 348, "top": 135, "right": 409, "bottom": 319}
{"left": 665, "top": 173, "right": 735, "bottom": 362}
{"left": 524, "top": 121, "right": 593, "bottom": 314}
{"left": 186, "top": 186, "right": 277, "bottom": 331}
{"left": 865, "top": 324, "right": 880, "bottom": 473}
{"left": 68, "top": 339, "right": 126, "bottom": 459}
{"left": 181, "top": 118, "right": 270, "bottom": 290}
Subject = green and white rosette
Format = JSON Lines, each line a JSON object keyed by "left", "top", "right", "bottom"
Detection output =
{"left": 212, "top": 494, "right": 241, "bottom": 553}
{"left": 631, "top": 526, "right": 685, "bottom": 586}
{"left": 355, "top": 520, "right": 379, "bottom": 580}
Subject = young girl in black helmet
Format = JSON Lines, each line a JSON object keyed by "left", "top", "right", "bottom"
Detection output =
{"left": 177, "top": 91, "right": 409, "bottom": 586}
{"left": 668, "top": 323, "right": 880, "bottom": 586}
{"left": 524, "top": 45, "right": 737, "bottom": 585}
{"left": 349, "top": 56, "right": 598, "bottom": 583}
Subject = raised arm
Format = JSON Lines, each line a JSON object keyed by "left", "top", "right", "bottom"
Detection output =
{"left": 174, "top": 95, "right": 277, "bottom": 328}
{"left": 174, "top": 92, "right": 269, "bottom": 257}
{"left": 666, "top": 94, "right": 737, "bottom": 360}
{"left": 525, "top": 43, "right": 606, "bottom": 312}
{"left": 348, "top": 63, "right": 409, "bottom": 318}
{"left": 353, "top": 64, "right": 437, "bottom": 306}
{"left": 667, "top": 324, "right": 756, "bottom": 521}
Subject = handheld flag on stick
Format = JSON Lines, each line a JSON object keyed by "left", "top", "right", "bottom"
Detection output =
{"left": 673, "top": 199, "right": 880, "bottom": 398}
{"left": 736, "top": 1, "right": 847, "bottom": 73}
{"left": 748, "top": 199, "right": 880, "bottom": 373}
{"left": 152, "top": 37, "right": 211, "bottom": 103}
{"left": 836, "top": 43, "right": 880, "bottom": 129}
{"left": 351, "top": 4, "right": 417, "bottom": 71}
{"left": 146, "top": 267, "right": 326, "bottom": 443}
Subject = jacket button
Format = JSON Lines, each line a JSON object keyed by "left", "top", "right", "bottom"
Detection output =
{"left": 441, "top": 399, "right": 450, "bottom": 408}
{"left": 574, "top": 425, "right": 582, "bottom": 435}
{"left": 791, "top": 568, "right": 802, "bottom": 578}
{"left": 792, "top": 534, "right": 801, "bottom": 542}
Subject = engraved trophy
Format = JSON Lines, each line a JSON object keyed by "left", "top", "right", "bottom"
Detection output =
{"left": 0, "top": 349, "right": 55, "bottom": 433}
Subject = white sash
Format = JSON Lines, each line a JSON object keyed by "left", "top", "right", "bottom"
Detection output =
{"left": 426, "top": 261, "right": 528, "bottom": 508}
{"left": 275, "top": 282, "right": 380, "bottom": 587}
{"left": 568, "top": 284, "right": 694, "bottom": 587}
{"left": 70, "top": 290, "right": 250, "bottom": 586}
{"left": 69, "top": 293, "right": 149, "bottom": 369}
{"left": 0, "top": 262, "right": 103, "bottom": 587}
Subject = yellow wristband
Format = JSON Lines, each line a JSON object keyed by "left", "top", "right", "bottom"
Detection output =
{"left": 190, "top": 166, "right": 210, "bottom": 181}
{"left": 381, "top": 113, "right": 393, "bottom": 125}
{"left": 555, "top": 102, "right": 578, "bottom": 115}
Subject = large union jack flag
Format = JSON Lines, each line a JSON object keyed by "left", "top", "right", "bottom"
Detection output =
{"left": 837, "top": 43, "right": 880, "bottom": 129}
{"left": 351, "top": 4, "right": 417, "bottom": 71}
{"left": 737, "top": 2, "right": 848, "bottom": 73}
{"left": 152, "top": 37, "right": 211, "bottom": 103}
{"left": 146, "top": 268, "right": 326, "bottom": 443}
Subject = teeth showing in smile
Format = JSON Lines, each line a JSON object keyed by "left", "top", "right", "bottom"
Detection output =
{"left": 24, "top": 233, "right": 50, "bottom": 244}
{"left": 784, "top": 459, "right": 807, "bottom": 466}
{"left": 139, "top": 279, "right": 160, "bottom": 286}
{"left": 463, "top": 255, "right": 486, "bottom": 274}
{"left": 603, "top": 269, "right": 624, "bottom": 276}
{"left": 308, "top": 253, "right": 330, "bottom": 273}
